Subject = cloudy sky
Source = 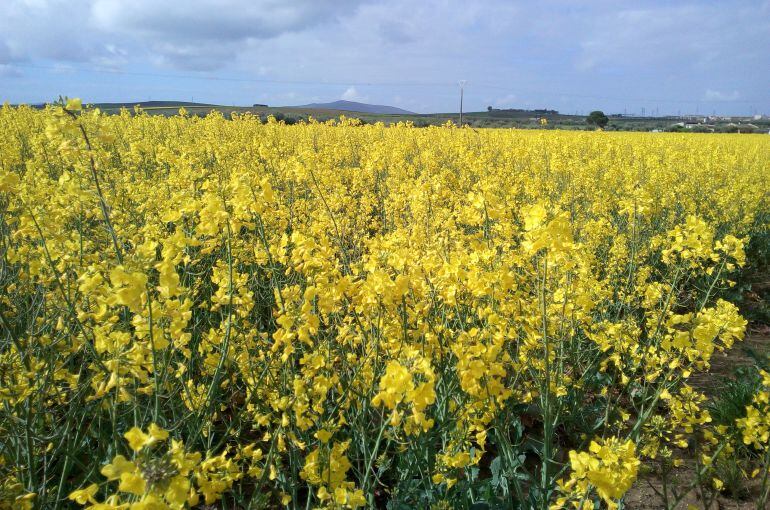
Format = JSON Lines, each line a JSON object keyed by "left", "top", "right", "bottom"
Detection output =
{"left": 1, "top": 0, "right": 769, "bottom": 115}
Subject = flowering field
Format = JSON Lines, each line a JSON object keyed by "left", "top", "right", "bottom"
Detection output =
{"left": 1, "top": 100, "right": 770, "bottom": 509}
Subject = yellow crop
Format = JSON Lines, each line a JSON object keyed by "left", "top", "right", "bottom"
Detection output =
{"left": 0, "top": 102, "right": 769, "bottom": 508}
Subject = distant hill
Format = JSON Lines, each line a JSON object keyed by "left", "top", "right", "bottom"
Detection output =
{"left": 293, "top": 100, "right": 414, "bottom": 115}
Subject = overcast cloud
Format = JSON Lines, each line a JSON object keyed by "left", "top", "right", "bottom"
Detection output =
{"left": 1, "top": 0, "right": 768, "bottom": 114}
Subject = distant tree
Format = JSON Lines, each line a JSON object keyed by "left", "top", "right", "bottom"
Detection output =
{"left": 586, "top": 110, "right": 609, "bottom": 128}
{"left": 487, "top": 106, "right": 493, "bottom": 112}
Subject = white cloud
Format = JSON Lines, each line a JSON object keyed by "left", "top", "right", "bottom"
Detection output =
{"left": 574, "top": 3, "right": 770, "bottom": 73}
{"left": 341, "top": 86, "right": 368, "bottom": 102}
{"left": 1, "top": 0, "right": 102, "bottom": 63}
{"left": 0, "top": 64, "right": 23, "bottom": 78}
{"left": 90, "top": 0, "right": 369, "bottom": 69}
{"left": 0, "top": 0, "right": 369, "bottom": 70}
{"left": 91, "top": 0, "right": 364, "bottom": 41}
{"left": 0, "top": 0, "right": 768, "bottom": 114}
{"left": 51, "top": 63, "right": 77, "bottom": 74}
{"left": 149, "top": 41, "right": 237, "bottom": 71}
{"left": 494, "top": 94, "right": 517, "bottom": 107}
{"left": 703, "top": 89, "right": 741, "bottom": 101}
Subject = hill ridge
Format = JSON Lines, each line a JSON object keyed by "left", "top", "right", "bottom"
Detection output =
{"left": 293, "top": 99, "right": 414, "bottom": 115}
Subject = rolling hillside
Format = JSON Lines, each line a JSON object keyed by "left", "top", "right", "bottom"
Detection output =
{"left": 294, "top": 100, "right": 414, "bottom": 115}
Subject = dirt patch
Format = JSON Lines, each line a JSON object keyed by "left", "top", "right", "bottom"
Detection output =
{"left": 625, "top": 325, "right": 770, "bottom": 509}
{"left": 689, "top": 327, "right": 770, "bottom": 397}
{"left": 625, "top": 477, "right": 759, "bottom": 509}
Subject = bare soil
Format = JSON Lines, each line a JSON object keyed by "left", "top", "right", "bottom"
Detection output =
{"left": 625, "top": 324, "right": 770, "bottom": 509}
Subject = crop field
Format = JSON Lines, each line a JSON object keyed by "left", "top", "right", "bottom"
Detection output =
{"left": 1, "top": 101, "right": 770, "bottom": 509}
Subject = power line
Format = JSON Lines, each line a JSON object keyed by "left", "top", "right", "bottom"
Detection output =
{"left": 4, "top": 61, "right": 769, "bottom": 106}
{"left": 471, "top": 81, "right": 766, "bottom": 104}
{"left": 6, "top": 62, "right": 452, "bottom": 89}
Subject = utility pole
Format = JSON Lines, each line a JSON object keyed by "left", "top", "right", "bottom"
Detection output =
{"left": 459, "top": 80, "right": 466, "bottom": 126}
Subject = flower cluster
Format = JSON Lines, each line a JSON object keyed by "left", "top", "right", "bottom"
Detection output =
{"left": 68, "top": 425, "right": 241, "bottom": 509}
{"left": 0, "top": 101, "right": 768, "bottom": 508}
{"left": 555, "top": 437, "right": 640, "bottom": 509}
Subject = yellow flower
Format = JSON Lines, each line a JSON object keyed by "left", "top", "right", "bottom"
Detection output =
{"left": 124, "top": 424, "right": 168, "bottom": 452}
{"left": 564, "top": 437, "right": 640, "bottom": 508}
{"left": 372, "top": 361, "right": 414, "bottom": 409}
{"left": 164, "top": 476, "right": 190, "bottom": 507}
{"left": 300, "top": 441, "right": 353, "bottom": 491}
{"left": 315, "top": 429, "right": 333, "bottom": 443}
{"left": 0, "top": 171, "right": 20, "bottom": 193}
{"left": 68, "top": 483, "right": 99, "bottom": 504}
{"left": 109, "top": 267, "right": 148, "bottom": 313}
{"left": 118, "top": 472, "right": 146, "bottom": 495}
{"left": 65, "top": 98, "right": 83, "bottom": 111}
{"left": 101, "top": 455, "right": 136, "bottom": 480}
{"left": 148, "top": 423, "right": 169, "bottom": 442}
{"left": 14, "top": 492, "right": 36, "bottom": 510}
{"left": 3, "top": 100, "right": 769, "bottom": 510}
{"left": 124, "top": 427, "right": 150, "bottom": 452}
